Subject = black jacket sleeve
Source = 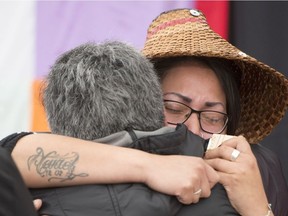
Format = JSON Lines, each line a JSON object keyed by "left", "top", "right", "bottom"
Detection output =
{"left": 0, "top": 147, "right": 37, "bottom": 216}
{"left": 0, "top": 132, "right": 33, "bottom": 153}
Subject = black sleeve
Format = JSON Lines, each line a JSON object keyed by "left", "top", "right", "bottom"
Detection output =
{"left": 0, "top": 132, "right": 33, "bottom": 153}
{"left": 252, "top": 144, "right": 288, "bottom": 216}
{"left": 0, "top": 148, "right": 37, "bottom": 216}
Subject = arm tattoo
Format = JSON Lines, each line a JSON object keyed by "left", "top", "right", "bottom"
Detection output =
{"left": 27, "top": 147, "right": 88, "bottom": 182}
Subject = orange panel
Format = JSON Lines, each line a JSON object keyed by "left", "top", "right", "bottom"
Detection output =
{"left": 31, "top": 80, "right": 50, "bottom": 132}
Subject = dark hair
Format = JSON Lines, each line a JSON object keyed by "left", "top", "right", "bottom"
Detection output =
{"left": 42, "top": 41, "right": 164, "bottom": 140}
{"left": 153, "top": 56, "right": 241, "bottom": 135}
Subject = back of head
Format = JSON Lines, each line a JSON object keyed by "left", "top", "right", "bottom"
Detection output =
{"left": 43, "top": 41, "right": 164, "bottom": 140}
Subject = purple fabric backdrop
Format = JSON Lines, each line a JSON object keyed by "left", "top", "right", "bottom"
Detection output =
{"left": 36, "top": 1, "right": 193, "bottom": 78}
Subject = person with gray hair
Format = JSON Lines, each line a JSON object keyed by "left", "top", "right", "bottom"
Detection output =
{"left": 43, "top": 40, "right": 164, "bottom": 140}
{"left": 27, "top": 40, "right": 211, "bottom": 215}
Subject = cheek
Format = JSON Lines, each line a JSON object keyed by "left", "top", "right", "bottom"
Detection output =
{"left": 163, "top": 112, "right": 176, "bottom": 128}
{"left": 163, "top": 112, "right": 169, "bottom": 126}
{"left": 203, "top": 133, "right": 213, "bottom": 140}
{"left": 221, "top": 128, "right": 228, "bottom": 135}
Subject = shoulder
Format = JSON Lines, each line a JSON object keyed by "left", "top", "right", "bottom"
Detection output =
{"left": 250, "top": 143, "right": 283, "bottom": 171}
{"left": 251, "top": 144, "right": 288, "bottom": 216}
{"left": 250, "top": 143, "right": 278, "bottom": 160}
{"left": 250, "top": 143, "right": 284, "bottom": 180}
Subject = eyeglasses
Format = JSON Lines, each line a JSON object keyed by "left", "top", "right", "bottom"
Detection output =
{"left": 164, "top": 100, "right": 228, "bottom": 134}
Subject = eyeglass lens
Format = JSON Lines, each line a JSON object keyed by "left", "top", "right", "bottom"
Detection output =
{"left": 164, "top": 100, "right": 228, "bottom": 134}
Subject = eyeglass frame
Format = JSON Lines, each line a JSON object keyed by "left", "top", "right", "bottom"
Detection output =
{"left": 163, "top": 99, "right": 229, "bottom": 134}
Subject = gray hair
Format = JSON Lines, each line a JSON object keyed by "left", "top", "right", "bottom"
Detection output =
{"left": 42, "top": 41, "right": 164, "bottom": 140}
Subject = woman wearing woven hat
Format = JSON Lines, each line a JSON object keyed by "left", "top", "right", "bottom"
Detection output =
{"left": 1, "top": 8, "right": 287, "bottom": 216}
{"left": 142, "top": 8, "right": 288, "bottom": 216}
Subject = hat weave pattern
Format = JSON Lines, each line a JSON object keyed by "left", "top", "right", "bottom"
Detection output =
{"left": 143, "top": 8, "right": 288, "bottom": 144}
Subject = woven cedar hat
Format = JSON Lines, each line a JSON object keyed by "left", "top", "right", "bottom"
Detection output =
{"left": 142, "top": 8, "right": 288, "bottom": 144}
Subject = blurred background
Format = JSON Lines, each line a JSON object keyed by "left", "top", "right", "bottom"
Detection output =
{"left": 0, "top": 1, "right": 287, "bottom": 183}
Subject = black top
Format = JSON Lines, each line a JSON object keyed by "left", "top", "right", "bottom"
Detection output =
{"left": 0, "top": 147, "right": 37, "bottom": 216}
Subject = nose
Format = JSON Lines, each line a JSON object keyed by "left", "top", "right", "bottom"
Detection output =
{"left": 184, "top": 113, "right": 202, "bottom": 136}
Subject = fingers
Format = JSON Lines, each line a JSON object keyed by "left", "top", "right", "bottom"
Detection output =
{"left": 146, "top": 155, "right": 218, "bottom": 205}
{"left": 205, "top": 148, "right": 258, "bottom": 182}
{"left": 176, "top": 160, "right": 219, "bottom": 205}
{"left": 178, "top": 186, "right": 206, "bottom": 204}
{"left": 205, "top": 158, "right": 235, "bottom": 174}
{"left": 230, "top": 149, "right": 240, "bottom": 162}
{"left": 178, "top": 169, "right": 217, "bottom": 204}
{"left": 205, "top": 144, "right": 239, "bottom": 161}
{"left": 205, "top": 136, "right": 252, "bottom": 162}
{"left": 175, "top": 176, "right": 204, "bottom": 204}
{"left": 216, "top": 135, "right": 252, "bottom": 153}
{"left": 204, "top": 161, "right": 219, "bottom": 188}
{"left": 33, "top": 199, "right": 42, "bottom": 210}
{"left": 177, "top": 189, "right": 202, "bottom": 204}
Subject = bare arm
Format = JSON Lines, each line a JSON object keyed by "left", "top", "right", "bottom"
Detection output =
{"left": 12, "top": 133, "right": 218, "bottom": 204}
{"left": 13, "top": 133, "right": 148, "bottom": 187}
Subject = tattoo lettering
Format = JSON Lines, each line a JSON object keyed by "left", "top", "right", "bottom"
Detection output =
{"left": 28, "top": 147, "right": 88, "bottom": 182}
